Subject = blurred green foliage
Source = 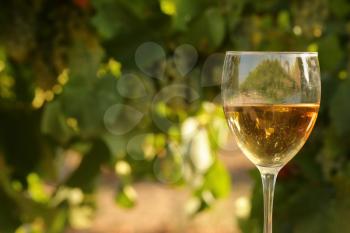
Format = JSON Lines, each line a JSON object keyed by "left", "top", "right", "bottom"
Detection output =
{"left": 0, "top": 0, "right": 349, "bottom": 232}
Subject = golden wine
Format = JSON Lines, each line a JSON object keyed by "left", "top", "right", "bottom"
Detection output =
{"left": 224, "top": 104, "right": 319, "bottom": 167}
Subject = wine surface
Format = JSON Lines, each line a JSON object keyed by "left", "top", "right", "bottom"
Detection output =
{"left": 224, "top": 104, "right": 319, "bottom": 167}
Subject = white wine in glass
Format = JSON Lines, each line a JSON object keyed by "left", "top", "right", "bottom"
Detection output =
{"left": 221, "top": 52, "right": 321, "bottom": 233}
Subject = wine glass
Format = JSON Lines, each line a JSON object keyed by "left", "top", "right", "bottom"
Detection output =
{"left": 221, "top": 52, "right": 320, "bottom": 233}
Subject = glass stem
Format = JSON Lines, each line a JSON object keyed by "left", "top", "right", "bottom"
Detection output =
{"left": 258, "top": 166, "right": 279, "bottom": 233}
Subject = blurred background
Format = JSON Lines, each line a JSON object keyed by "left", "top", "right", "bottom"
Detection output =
{"left": 0, "top": 0, "right": 349, "bottom": 232}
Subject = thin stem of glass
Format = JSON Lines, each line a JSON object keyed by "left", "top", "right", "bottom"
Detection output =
{"left": 258, "top": 166, "right": 279, "bottom": 233}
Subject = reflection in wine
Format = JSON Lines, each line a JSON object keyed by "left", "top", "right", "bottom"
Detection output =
{"left": 224, "top": 104, "right": 319, "bottom": 168}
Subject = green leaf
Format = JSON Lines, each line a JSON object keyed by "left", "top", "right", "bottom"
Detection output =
{"left": 68, "top": 38, "right": 104, "bottom": 86}
{"left": 102, "top": 133, "right": 127, "bottom": 159}
{"left": 328, "top": 199, "right": 350, "bottom": 233}
{"left": 318, "top": 36, "right": 343, "bottom": 71}
{"left": 0, "top": 109, "right": 43, "bottom": 180}
{"left": 60, "top": 87, "right": 100, "bottom": 136}
{"left": 153, "top": 144, "right": 184, "bottom": 184}
{"left": 126, "top": 133, "right": 149, "bottom": 160}
{"left": 330, "top": 79, "right": 350, "bottom": 137}
{"left": 103, "top": 104, "right": 144, "bottom": 136}
{"left": 60, "top": 75, "right": 121, "bottom": 137}
{"left": 320, "top": 127, "right": 348, "bottom": 178}
{"left": 188, "top": 159, "right": 231, "bottom": 215}
{"left": 118, "top": 0, "right": 158, "bottom": 20}
{"left": 47, "top": 208, "right": 67, "bottom": 233}
{"left": 117, "top": 73, "right": 148, "bottom": 99}
{"left": 238, "top": 218, "right": 260, "bottom": 233}
{"left": 94, "top": 75, "right": 123, "bottom": 118}
{"left": 41, "top": 101, "right": 74, "bottom": 144}
{"left": 172, "top": 0, "right": 201, "bottom": 31}
{"left": 294, "top": 209, "right": 329, "bottom": 233}
{"left": 69, "top": 205, "right": 93, "bottom": 229}
{"left": 115, "top": 185, "right": 137, "bottom": 208}
{"left": 66, "top": 140, "right": 110, "bottom": 192}
{"left": 91, "top": 0, "right": 122, "bottom": 40}
{"left": 0, "top": 189, "right": 21, "bottom": 232}
{"left": 27, "top": 173, "right": 50, "bottom": 204}
{"left": 202, "top": 159, "right": 231, "bottom": 198}
{"left": 329, "top": 0, "right": 350, "bottom": 18}
{"left": 225, "top": 0, "right": 245, "bottom": 31}
{"left": 277, "top": 11, "right": 290, "bottom": 31}
{"left": 186, "top": 8, "right": 226, "bottom": 52}
{"left": 159, "top": 0, "right": 176, "bottom": 16}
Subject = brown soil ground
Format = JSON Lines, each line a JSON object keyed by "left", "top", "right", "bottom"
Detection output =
{"left": 66, "top": 141, "right": 254, "bottom": 233}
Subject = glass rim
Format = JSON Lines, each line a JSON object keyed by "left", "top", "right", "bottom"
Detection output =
{"left": 226, "top": 51, "right": 318, "bottom": 56}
